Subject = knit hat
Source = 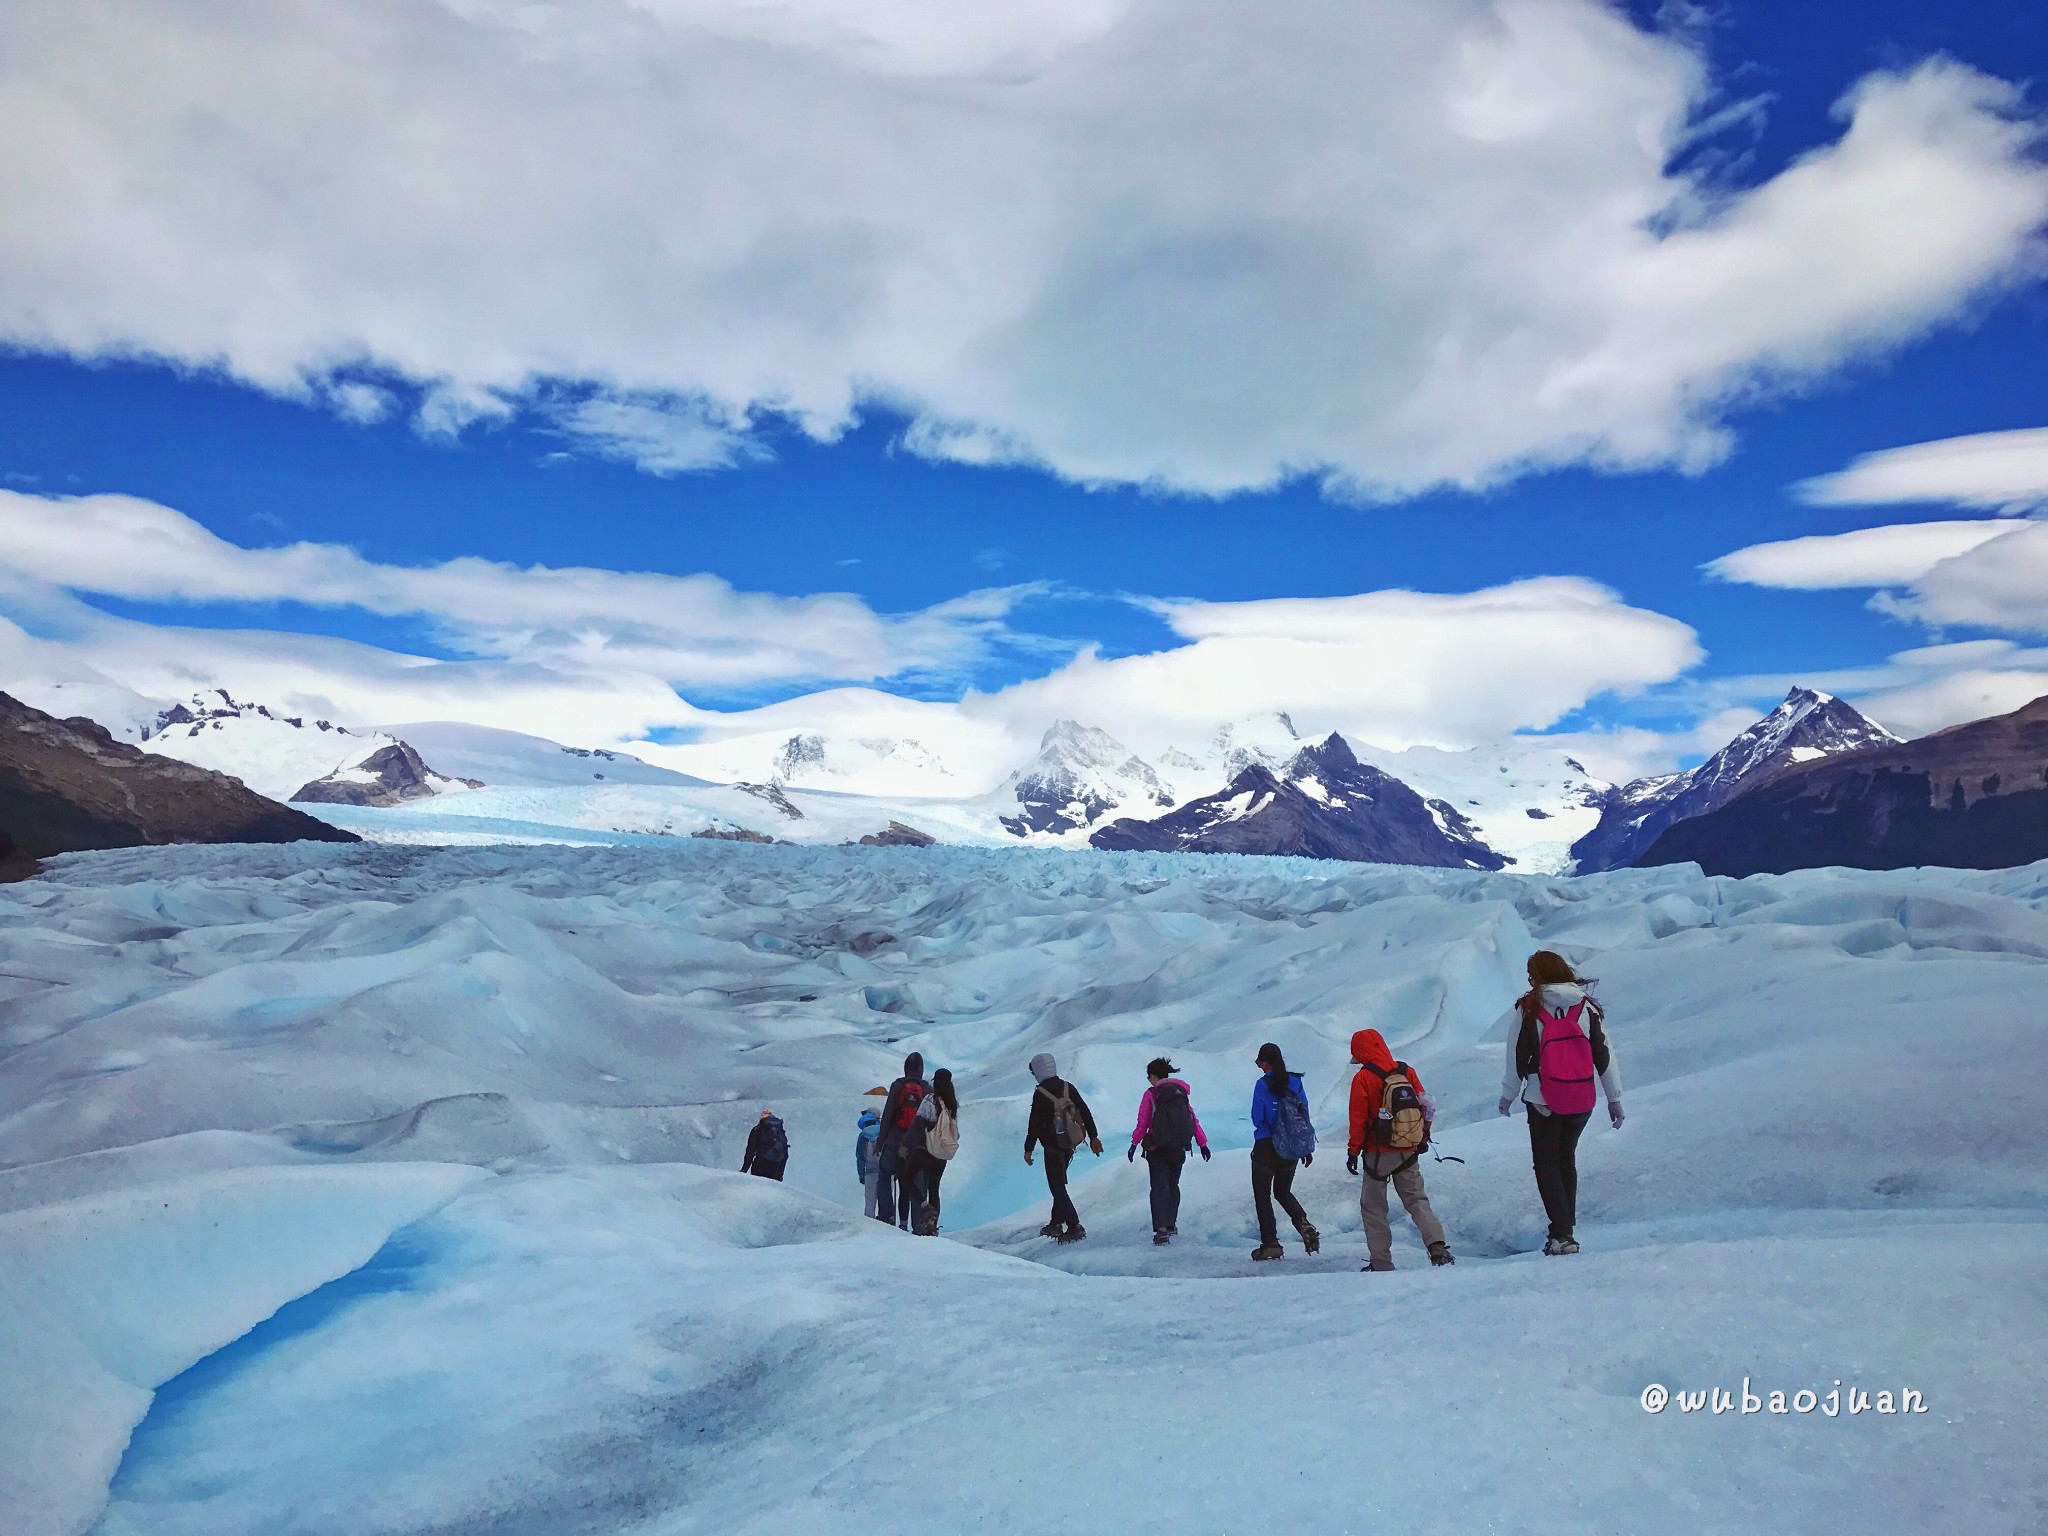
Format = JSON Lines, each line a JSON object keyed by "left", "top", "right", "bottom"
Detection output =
{"left": 1028, "top": 1052, "right": 1057, "bottom": 1083}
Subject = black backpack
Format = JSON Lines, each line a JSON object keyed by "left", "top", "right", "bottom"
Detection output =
{"left": 757, "top": 1116, "right": 788, "bottom": 1163}
{"left": 1143, "top": 1081, "right": 1196, "bottom": 1155}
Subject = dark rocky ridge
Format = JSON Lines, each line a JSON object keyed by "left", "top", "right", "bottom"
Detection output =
{"left": 290, "top": 742, "right": 483, "bottom": 807}
{"left": 1639, "top": 693, "right": 2048, "bottom": 875}
{"left": 0, "top": 692, "right": 358, "bottom": 858}
{"left": 1573, "top": 688, "right": 1898, "bottom": 873}
{"left": 1090, "top": 733, "right": 1506, "bottom": 868}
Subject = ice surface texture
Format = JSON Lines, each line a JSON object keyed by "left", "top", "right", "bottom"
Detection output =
{"left": 0, "top": 840, "right": 2044, "bottom": 1534}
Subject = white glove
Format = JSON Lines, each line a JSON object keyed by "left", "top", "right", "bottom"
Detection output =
{"left": 1497, "top": 1097, "right": 1513, "bottom": 1118}
{"left": 1609, "top": 1100, "right": 1625, "bottom": 1129}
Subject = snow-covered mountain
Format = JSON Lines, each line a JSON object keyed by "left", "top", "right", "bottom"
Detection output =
{"left": 1572, "top": 688, "right": 1900, "bottom": 873}
{"left": 1091, "top": 732, "right": 1506, "bottom": 868}
{"left": 375, "top": 721, "right": 709, "bottom": 789}
{"left": 1353, "top": 740, "right": 1613, "bottom": 875}
{"left": 657, "top": 727, "right": 967, "bottom": 799}
{"left": 991, "top": 720, "right": 1180, "bottom": 837}
{"left": 1640, "top": 691, "right": 2048, "bottom": 876}
{"left": 136, "top": 691, "right": 410, "bottom": 803}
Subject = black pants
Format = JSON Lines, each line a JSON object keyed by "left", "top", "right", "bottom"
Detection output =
{"left": 895, "top": 1150, "right": 919, "bottom": 1227}
{"left": 903, "top": 1150, "right": 946, "bottom": 1223}
{"left": 1146, "top": 1149, "right": 1185, "bottom": 1233}
{"left": 874, "top": 1148, "right": 901, "bottom": 1223}
{"left": 747, "top": 1162, "right": 785, "bottom": 1182}
{"left": 1251, "top": 1140, "right": 1307, "bottom": 1246}
{"left": 1043, "top": 1146, "right": 1079, "bottom": 1230}
{"left": 1527, "top": 1108, "right": 1591, "bottom": 1241}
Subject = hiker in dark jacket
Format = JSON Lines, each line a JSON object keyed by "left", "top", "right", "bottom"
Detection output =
{"left": 1248, "top": 1043, "right": 1320, "bottom": 1261}
{"left": 900, "top": 1067, "right": 959, "bottom": 1235}
{"left": 1496, "top": 950, "right": 1624, "bottom": 1256}
{"left": 740, "top": 1110, "right": 788, "bottom": 1181}
{"left": 1023, "top": 1051, "right": 1101, "bottom": 1243}
{"left": 1128, "top": 1057, "right": 1210, "bottom": 1244}
{"left": 877, "top": 1051, "right": 929, "bottom": 1230}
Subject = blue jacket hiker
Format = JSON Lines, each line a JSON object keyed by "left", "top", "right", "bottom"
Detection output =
{"left": 856, "top": 1108, "right": 882, "bottom": 1217}
{"left": 1248, "top": 1043, "right": 1320, "bottom": 1261}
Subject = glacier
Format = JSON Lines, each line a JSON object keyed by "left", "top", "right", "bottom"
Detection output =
{"left": 1, "top": 841, "right": 2043, "bottom": 1534}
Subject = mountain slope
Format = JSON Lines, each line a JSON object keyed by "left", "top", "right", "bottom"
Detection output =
{"left": 376, "top": 722, "right": 709, "bottom": 788}
{"left": 1639, "top": 693, "right": 2048, "bottom": 875}
{"left": 1573, "top": 688, "right": 1898, "bottom": 872}
{"left": 0, "top": 693, "right": 358, "bottom": 858}
{"left": 1090, "top": 733, "right": 1506, "bottom": 868}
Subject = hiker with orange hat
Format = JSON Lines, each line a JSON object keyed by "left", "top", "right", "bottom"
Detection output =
{"left": 1346, "top": 1029, "right": 1453, "bottom": 1270}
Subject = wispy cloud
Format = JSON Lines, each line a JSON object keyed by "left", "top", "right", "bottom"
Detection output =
{"left": 0, "top": 489, "right": 1029, "bottom": 692}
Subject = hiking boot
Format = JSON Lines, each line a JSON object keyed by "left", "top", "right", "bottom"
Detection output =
{"left": 1295, "top": 1222, "right": 1321, "bottom": 1255}
{"left": 1251, "top": 1243, "right": 1286, "bottom": 1261}
{"left": 1056, "top": 1224, "right": 1087, "bottom": 1244}
{"left": 1542, "top": 1237, "right": 1580, "bottom": 1256}
{"left": 1152, "top": 1229, "right": 1172, "bottom": 1245}
{"left": 1428, "top": 1242, "right": 1455, "bottom": 1267}
{"left": 1360, "top": 1261, "right": 1394, "bottom": 1272}
{"left": 1039, "top": 1221, "right": 1063, "bottom": 1238}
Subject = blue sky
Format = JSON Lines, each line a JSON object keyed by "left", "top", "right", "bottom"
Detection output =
{"left": 1, "top": 0, "right": 2045, "bottom": 783}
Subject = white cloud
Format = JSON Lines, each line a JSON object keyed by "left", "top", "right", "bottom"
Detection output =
{"left": 1884, "top": 517, "right": 2048, "bottom": 634}
{"left": 1703, "top": 519, "right": 2020, "bottom": 588}
{"left": 0, "top": 4, "right": 2041, "bottom": 494}
{"left": 1794, "top": 427, "right": 2048, "bottom": 510}
{"left": 0, "top": 490, "right": 1019, "bottom": 689}
{"left": 978, "top": 577, "right": 1703, "bottom": 752}
{"left": 1707, "top": 511, "right": 2048, "bottom": 635}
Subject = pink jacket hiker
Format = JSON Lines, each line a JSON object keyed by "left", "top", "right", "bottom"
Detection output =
{"left": 1130, "top": 1079, "right": 1210, "bottom": 1151}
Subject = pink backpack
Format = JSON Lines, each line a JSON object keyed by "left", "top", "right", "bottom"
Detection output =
{"left": 1537, "top": 1002, "right": 1598, "bottom": 1115}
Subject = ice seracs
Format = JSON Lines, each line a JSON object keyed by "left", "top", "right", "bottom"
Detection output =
{"left": 1572, "top": 688, "right": 1899, "bottom": 873}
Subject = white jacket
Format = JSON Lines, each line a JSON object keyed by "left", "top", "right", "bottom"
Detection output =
{"left": 1499, "top": 983, "right": 1622, "bottom": 1114}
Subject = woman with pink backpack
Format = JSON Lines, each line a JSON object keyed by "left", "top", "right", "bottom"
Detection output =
{"left": 1497, "top": 950, "right": 1624, "bottom": 1255}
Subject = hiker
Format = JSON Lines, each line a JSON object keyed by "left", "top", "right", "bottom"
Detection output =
{"left": 878, "top": 1052, "right": 930, "bottom": 1230}
{"left": 1497, "top": 950, "right": 1624, "bottom": 1255}
{"left": 740, "top": 1109, "right": 788, "bottom": 1181}
{"left": 1023, "top": 1052, "right": 1101, "bottom": 1243}
{"left": 1128, "top": 1057, "right": 1210, "bottom": 1244}
{"left": 856, "top": 1108, "right": 883, "bottom": 1219}
{"left": 1248, "top": 1043, "right": 1320, "bottom": 1261}
{"left": 902, "top": 1067, "right": 961, "bottom": 1235}
{"left": 1346, "top": 1029, "right": 1453, "bottom": 1270}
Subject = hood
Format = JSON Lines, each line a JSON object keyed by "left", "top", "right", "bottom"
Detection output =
{"left": 1262, "top": 1066, "right": 1301, "bottom": 1100}
{"left": 1538, "top": 982, "right": 1587, "bottom": 1013}
{"left": 1350, "top": 1029, "right": 1395, "bottom": 1073}
{"left": 857, "top": 1109, "right": 880, "bottom": 1132}
{"left": 903, "top": 1051, "right": 924, "bottom": 1078}
{"left": 1028, "top": 1052, "right": 1057, "bottom": 1083}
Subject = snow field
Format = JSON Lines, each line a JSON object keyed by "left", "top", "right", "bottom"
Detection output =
{"left": 0, "top": 840, "right": 2044, "bottom": 1532}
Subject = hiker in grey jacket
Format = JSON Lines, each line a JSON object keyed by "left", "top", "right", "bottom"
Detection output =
{"left": 1023, "top": 1052, "right": 1101, "bottom": 1243}
{"left": 1495, "top": 950, "right": 1623, "bottom": 1255}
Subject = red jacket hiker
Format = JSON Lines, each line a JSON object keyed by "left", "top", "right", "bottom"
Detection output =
{"left": 1346, "top": 1027, "right": 1428, "bottom": 1158}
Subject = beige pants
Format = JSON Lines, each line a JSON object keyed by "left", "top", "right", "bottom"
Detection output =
{"left": 1358, "top": 1151, "right": 1445, "bottom": 1269}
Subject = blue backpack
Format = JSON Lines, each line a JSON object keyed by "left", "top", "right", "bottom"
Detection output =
{"left": 1269, "top": 1079, "right": 1316, "bottom": 1161}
